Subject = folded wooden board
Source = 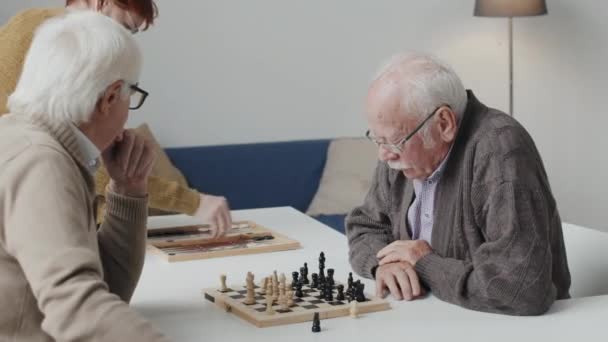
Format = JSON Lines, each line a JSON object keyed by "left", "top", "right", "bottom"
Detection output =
{"left": 146, "top": 220, "right": 301, "bottom": 262}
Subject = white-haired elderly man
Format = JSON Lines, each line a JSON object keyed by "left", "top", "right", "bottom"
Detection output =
{"left": 346, "top": 52, "right": 571, "bottom": 316}
{"left": 0, "top": 11, "right": 170, "bottom": 341}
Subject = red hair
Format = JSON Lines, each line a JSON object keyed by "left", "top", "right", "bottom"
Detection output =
{"left": 66, "top": 0, "right": 158, "bottom": 30}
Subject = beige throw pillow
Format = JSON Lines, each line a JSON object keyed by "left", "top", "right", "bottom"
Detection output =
{"left": 306, "top": 137, "right": 378, "bottom": 216}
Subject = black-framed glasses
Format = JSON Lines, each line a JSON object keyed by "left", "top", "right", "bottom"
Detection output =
{"left": 365, "top": 106, "right": 444, "bottom": 154}
{"left": 129, "top": 83, "right": 148, "bottom": 110}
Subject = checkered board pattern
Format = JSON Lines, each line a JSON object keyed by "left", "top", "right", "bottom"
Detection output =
{"left": 202, "top": 282, "right": 390, "bottom": 327}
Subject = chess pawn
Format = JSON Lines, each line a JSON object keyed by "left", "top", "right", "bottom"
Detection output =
{"left": 219, "top": 274, "right": 228, "bottom": 292}
{"left": 336, "top": 284, "right": 345, "bottom": 301}
{"left": 291, "top": 271, "right": 299, "bottom": 289}
{"left": 312, "top": 312, "right": 321, "bottom": 332}
{"left": 259, "top": 277, "right": 268, "bottom": 295}
{"left": 310, "top": 273, "right": 319, "bottom": 289}
{"left": 350, "top": 300, "right": 359, "bottom": 318}
{"left": 286, "top": 289, "right": 295, "bottom": 307}
{"left": 300, "top": 266, "right": 309, "bottom": 285}
{"left": 265, "top": 295, "right": 275, "bottom": 315}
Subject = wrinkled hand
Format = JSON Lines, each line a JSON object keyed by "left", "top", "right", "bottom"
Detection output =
{"left": 194, "top": 194, "right": 232, "bottom": 239}
{"left": 375, "top": 261, "right": 423, "bottom": 301}
{"left": 102, "top": 129, "right": 155, "bottom": 197}
{"left": 377, "top": 240, "right": 432, "bottom": 266}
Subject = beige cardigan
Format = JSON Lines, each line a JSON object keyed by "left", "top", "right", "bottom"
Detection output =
{"left": 0, "top": 112, "right": 169, "bottom": 341}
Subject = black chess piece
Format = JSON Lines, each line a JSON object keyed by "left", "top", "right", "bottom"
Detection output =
{"left": 324, "top": 284, "right": 333, "bottom": 302}
{"left": 295, "top": 281, "right": 304, "bottom": 298}
{"left": 327, "top": 268, "right": 335, "bottom": 287}
{"left": 300, "top": 267, "right": 309, "bottom": 285}
{"left": 356, "top": 282, "right": 366, "bottom": 302}
{"left": 292, "top": 271, "right": 299, "bottom": 289}
{"left": 311, "top": 312, "right": 321, "bottom": 333}
{"left": 319, "top": 252, "right": 325, "bottom": 265}
{"left": 336, "top": 284, "right": 345, "bottom": 301}
{"left": 311, "top": 273, "right": 318, "bottom": 288}
{"left": 304, "top": 262, "right": 309, "bottom": 276}
{"left": 348, "top": 272, "right": 354, "bottom": 289}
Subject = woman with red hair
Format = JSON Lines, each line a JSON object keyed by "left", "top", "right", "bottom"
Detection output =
{"left": 0, "top": 0, "right": 233, "bottom": 238}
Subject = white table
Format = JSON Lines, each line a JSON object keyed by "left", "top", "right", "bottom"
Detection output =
{"left": 133, "top": 207, "right": 608, "bottom": 342}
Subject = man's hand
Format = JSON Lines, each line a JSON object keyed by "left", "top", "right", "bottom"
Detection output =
{"left": 375, "top": 261, "right": 423, "bottom": 300}
{"left": 194, "top": 194, "right": 232, "bottom": 239}
{"left": 377, "top": 240, "right": 432, "bottom": 266}
{"left": 102, "top": 129, "right": 155, "bottom": 197}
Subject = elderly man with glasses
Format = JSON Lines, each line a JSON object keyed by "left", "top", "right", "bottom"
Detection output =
{"left": 0, "top": 11, "right": 170, "bottom": 341}
{"left": 346, "top": 52, "right": 571, "bottom": 316}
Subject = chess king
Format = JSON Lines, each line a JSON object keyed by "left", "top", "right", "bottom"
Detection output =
{"left": 346, "top": 52, "right": 571, "bottom": 316}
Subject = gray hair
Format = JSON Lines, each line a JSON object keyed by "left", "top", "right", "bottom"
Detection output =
{"left": 8, "top": 9, "right": 142, "bottom": 123}
{"left": 372, "top": 52, "right": 467, "bottom": 147}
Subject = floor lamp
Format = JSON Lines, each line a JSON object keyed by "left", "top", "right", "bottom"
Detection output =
{"left": 474, "top": 0, "right": 547, "bottom": 116}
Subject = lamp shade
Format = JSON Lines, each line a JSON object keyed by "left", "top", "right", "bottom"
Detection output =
{"left": 474, "top": 0, "right": 547, "bottom": 17}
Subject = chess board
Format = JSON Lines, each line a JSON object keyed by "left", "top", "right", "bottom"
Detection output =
{"left": 147, "top": 221, "right": 300, "bottom": 262}
{"left": 202, "top": 282, "right": 390, "bottom": 328}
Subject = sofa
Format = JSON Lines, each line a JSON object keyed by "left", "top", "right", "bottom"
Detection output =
{"left": 164, "top": 138, "right": 377, "bottom": 234}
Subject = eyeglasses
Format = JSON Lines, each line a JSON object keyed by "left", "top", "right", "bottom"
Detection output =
{"left": 129, "top": 83, "right": 148, "bottom": 110}
{"left": 365, "top": 106, "right": 443, "bottom": 154}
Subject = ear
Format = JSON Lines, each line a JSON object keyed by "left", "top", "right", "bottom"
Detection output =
{"left": 96, "top": 80, "right": 124, "bottom": 117}
{"left": 436, "top": 106, "right": 458, "bottom": 143}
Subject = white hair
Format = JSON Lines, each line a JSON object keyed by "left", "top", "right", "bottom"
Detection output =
{"left": 372, "top": 52, "right": 467, "bottom": 147}
{"left": 8, "top": 9, "right": 142, "bottom": 124}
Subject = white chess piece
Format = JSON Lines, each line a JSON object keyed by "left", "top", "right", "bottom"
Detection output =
{"left": 265, "top": 292, "right": 275, "bottom": 314}
{"left": 259, "top": 277, "right": 268, "bottom": 295}
{"left": 286, "top": 289, "right": 294, "bottom": 308}
{"left": 350, "top": 300, "right": 359, "bottom": 318}
{"left": 220, "top": 274, "right": 228, "bottom": 292}
{"left": 244, "top": 272, "right": 256, "bottom": 305}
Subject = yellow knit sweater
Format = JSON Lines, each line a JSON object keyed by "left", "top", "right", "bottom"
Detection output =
{"left": 0, "top": 8, "right": 200, "bottom": 217}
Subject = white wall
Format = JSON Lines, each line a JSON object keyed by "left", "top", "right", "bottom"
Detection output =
{"left": 2, "top": 1, "right": 607, "bottom": 232}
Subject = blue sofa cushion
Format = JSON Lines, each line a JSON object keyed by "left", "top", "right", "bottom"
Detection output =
{"left": 165, "top": 140, "right": 330, "bottom": 212}
{"left": 312, "top": 214, "right": 346, "bottom": 234}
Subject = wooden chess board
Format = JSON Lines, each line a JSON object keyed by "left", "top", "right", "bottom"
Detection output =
{"left": 147, "top": 221, "right": 300, "bottom": 262}
{"left": 202, "top": 282, "right": 390, "bottom": 328}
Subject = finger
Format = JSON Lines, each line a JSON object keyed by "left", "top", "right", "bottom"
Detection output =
{"left": 378, "top": 252, "right": 402, "bottom": 265}
{"left": 377, "top": 242, "right": 400, "bottom": 259}
{"left": 404, "top": 266, "right": 422, "bottom": 297}
{"left": 215, "top": 209, "right": 226, "bottom": 238}
{"left": 384, "top": 274, "right": 402, "bottom": 300}
{"left": 395, "top": 269, "right": 413, "bottom": 300}
{"left": 375, "top": 274, "right": 386, "bottom": 298}
{"left": 210, "top": 217, "right": 220, "bottom": 239}
{"left": 127, "top": 136, "right": 145, "bottom": 178}
{"left": 136, "top": 149, "right": 155, "bottom": 179}
{"left": 118, "top": 131, "right": 135, "bottom": 172}
{"left": 221, "top": 201, "right": 231, "bottom": 236}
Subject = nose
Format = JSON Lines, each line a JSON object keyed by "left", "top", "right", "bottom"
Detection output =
{"left": 378, "top": 145, "right": 399, "bottom": 162}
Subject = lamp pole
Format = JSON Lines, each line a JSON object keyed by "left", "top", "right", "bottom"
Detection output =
{"left": 508, "top": 17, "right": 513, "bottom": 116}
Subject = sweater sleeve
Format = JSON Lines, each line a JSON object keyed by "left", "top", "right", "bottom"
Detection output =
{"left": 97, "top": 189, "right": 149, "bottom": 303}
{"left": 95, "top": 166, "right": 200, "bottom": 216}
{"left": 346, "top": 162, "right": 395, "bottom": 279}
{"left": 4, "top": 149, "right": 169, "bottom": 341}
{"left": 415, "top": 133, "right": 561, "bottom": 316}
